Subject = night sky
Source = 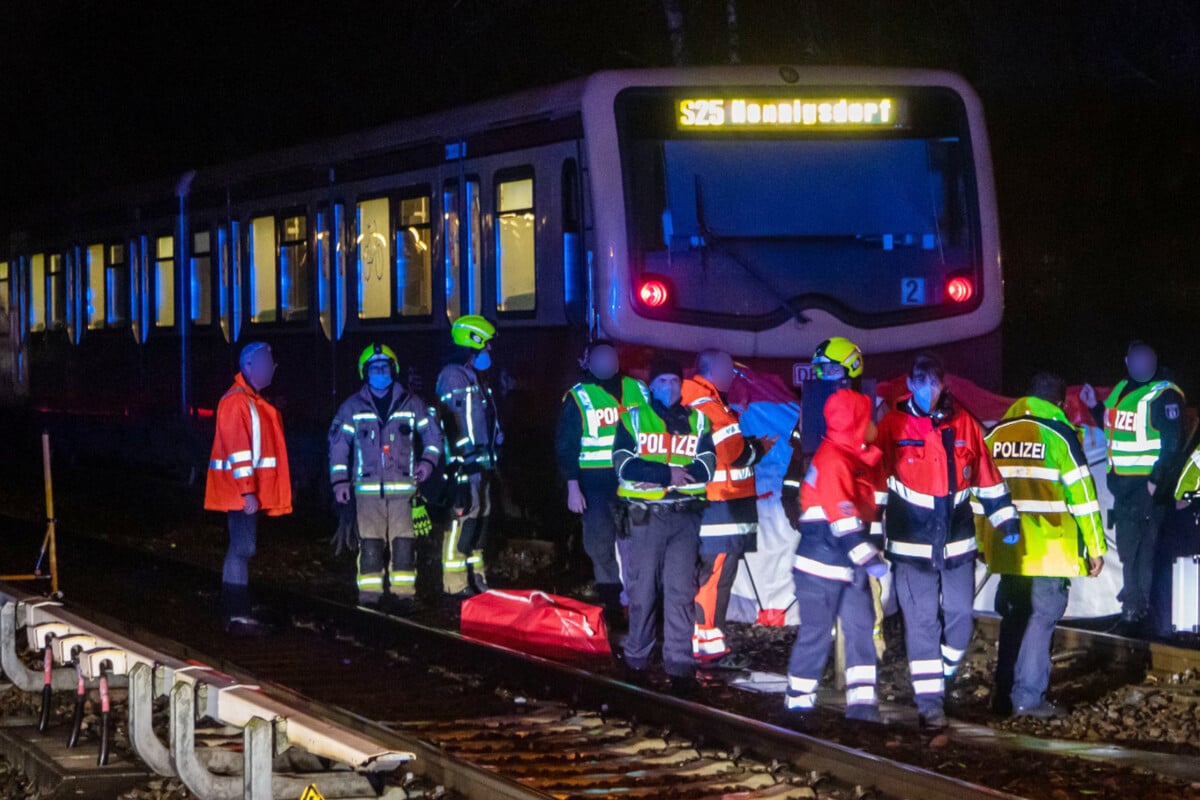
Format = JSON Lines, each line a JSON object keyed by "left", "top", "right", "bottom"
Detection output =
{"left": 2, "top": 1, "right": 1198, "bottom": 393}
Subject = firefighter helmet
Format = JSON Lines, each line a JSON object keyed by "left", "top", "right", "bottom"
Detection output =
{"left": 450, "top": 315, "right": 496, "bottom": 350}
{"left": 813, "top": 337, "right": 863, "bottom": 379}
{"left": 358, "top": 343, "right": 400, "bottom": 379}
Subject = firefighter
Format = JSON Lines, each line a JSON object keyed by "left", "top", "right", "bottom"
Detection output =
{"left": 785, "top": 389, "right": 889, "bottom": 721}
{"left": 1080, "top": 341, "right": 1184, "bottom": 631}
{"left": 329, "top": 344, "right": 442, "bottom": 609}
{"left": 781, "top": 337, "right": 864, "bottom": 529}
{"left": 977, "top": 372, "right": 1105, "bottom": 718}
{"left": 613, "top": 356, "right": 716, "bottom": 695}
{"left": 683, "top": 349, "right": 772, "bottom": 667}
{"left": 437, "top": 315, "right": 502, "bottom": 597}
{"left": 556, "top": 340, "right": 649, "bottom": 625}
{"left": 204, "top": 341, "right": 291, "bottom": 633}
{"left": 876, "top": 353, "right": 1019, "bottom": 730}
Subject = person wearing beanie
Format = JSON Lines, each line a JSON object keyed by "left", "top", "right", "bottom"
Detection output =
{"left": 612, "top": 354, "right": 716, "bottom": 696}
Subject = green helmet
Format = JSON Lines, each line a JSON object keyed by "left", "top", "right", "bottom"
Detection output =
{"left": 358, "top": 343, "right": 399, "bottom": 379}
{"left": 450, "top": 315, "right": 495, "bottom": 350}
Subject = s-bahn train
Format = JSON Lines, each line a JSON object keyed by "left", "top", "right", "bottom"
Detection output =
{"left": 0, "top": 66, "right": 1001, "bottom": 505}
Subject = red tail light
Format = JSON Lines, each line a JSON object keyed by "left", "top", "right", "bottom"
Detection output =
{"left": 638, "top": 278, "right": 670, "bottom": 308}
{"left": 946, "top": 276, "right": 974, "bottom": 303}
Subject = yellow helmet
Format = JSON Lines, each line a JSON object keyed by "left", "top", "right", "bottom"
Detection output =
{"left": 450, "top": 315, "right": 495, "bottom": 350}
{"left": 813, "top": 337, "right": 863, "bottom": 379}
{"left": 358, "top": 343, "right": 399, "bottom": 379}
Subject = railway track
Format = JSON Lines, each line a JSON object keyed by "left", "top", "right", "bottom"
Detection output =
{"left": 0, "top": 522, "right": 1019, "bottom": 800}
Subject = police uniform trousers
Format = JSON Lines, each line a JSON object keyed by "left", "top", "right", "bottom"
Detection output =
{"left": 580, "top": 474, "right": 631, "bottom": 610}
{"left": 893, "top": 558, "right": 975, "bottom": 715}
{"left": 356, "top": 490, "right": 416, "bottom": 603}
{"left": 1110, "top": 475, "right": 1164, "bottom": 620}
{"left": 786, "top": 569, "right": 878, "bottom": 718}
{"left": 623, "top": 502, "right": 701, "bottom": 678}
{"left": 993, "top": 575, "right": 1069, "bottom": 713}
{"left": 443, "top": 470, "right": 494, "bottom": 595}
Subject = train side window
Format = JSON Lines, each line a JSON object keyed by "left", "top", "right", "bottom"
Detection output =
{"left": 495, "top": 171, "right": 536, "bottom": 314}
{"left": 47, "top": 254, "right": 66, "bottom": 330}
{"left": 249, "top": 216, "right": 277, "bottom": 323}
{"left": 280, "top": 214, "right": 309, "bottom": 321}
{"left": 356, "top": 197, "right": 391, "bottom": 320}
{"left": 442, "top": 178, "right": 481, "bottom": 320}
{"left": 154, "top": 235, "right": 175, "bottom": 328}
{"left": 191, "top": 231, "right": 212, "bottom": 325}
{"left": 562, "top": 158, "right": 587, "bottom": 325}
{"left": 0, "top": 261, "right": 9, "bottom": 332}
{"left": 85, "top": 244, "right": 106, "bottom": 329}
{"left": 29, "top": 254, "right": 46, "bottom": 332}
{"left": 106, "top": 244, "right": 129, "bottom": 326}
{"left": 397, "top": 191, "right": 432, "bottom": 316}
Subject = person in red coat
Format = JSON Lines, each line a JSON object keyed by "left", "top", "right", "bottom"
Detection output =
{"left": 204, "top": 341, "right": 291, "bottom": 631}
{"left": 785, "top": 389, "right": 888, "bottom": 721}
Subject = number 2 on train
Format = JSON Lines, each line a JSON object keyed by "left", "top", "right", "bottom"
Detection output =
{"left": 900, "top": 278, "right": 926, "bottom": 306}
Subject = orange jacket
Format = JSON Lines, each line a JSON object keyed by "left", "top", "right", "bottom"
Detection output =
{"left": 682, "top": 376, "right": 758, "bottom": 502}
{"left": 204, "top": 373, "right": 292, "bottom": 515}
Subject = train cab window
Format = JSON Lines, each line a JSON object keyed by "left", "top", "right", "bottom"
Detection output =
{"left": 249, "top": 216, "right": 278, "bottom": 323}
{"left": 191, "top": 231, "right": 212, "bottom": 325}
{"left": 154, "top": 235, "right": 175, "bottom": 328}
{"left": 106, "top": 244, "right": 129, "bottom": 325}
{"left": 47, "top": 253, "right": 66, "bottom": 330}
{"left": 29, "top": 254, "right": 46, "bottom": 332}
{"left": 397, "top": 192, "right": 432, "bottom": 316}
{"left": 356, "top": 197, "right": 391, "bottom": 320}
{"left": 495, "top": 172, "right": 536, "bottom": 313}
{"left": 85, "top": 244, "right": 106, "bottom": 329}
{"left": 280, "top": 214, "right": 309, "bottom": 321}
{"left": 443, "top": 179, "right": 481, "bottom": 320}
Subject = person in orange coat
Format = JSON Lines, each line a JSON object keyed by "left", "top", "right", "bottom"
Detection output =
{"left": 683, "top": 349, "right": 772, "bottom": 667}
{"left": 204, "top": 341, "right": 291, "bottom": 631}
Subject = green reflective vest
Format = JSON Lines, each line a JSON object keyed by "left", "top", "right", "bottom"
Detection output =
{"left": 616, "top": 404, "right": 709, "bottom": 501}
{"left": 975, "top": 396, "right": 1106, "bottom": 577}
{"left": 1176, "top": 443, "right": 1200, "bottom": 500}
{"left": 570, "top": 377, "right": 649, "bottom": 469}
{"left": 1103, "top": 379, "right": 1182, "bottom": 476}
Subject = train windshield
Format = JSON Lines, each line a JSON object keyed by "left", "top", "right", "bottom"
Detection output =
{"left": 616, "top": 87, "right": 982, "bottom": 330}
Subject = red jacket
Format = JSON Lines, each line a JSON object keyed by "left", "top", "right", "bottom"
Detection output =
{"left": 876, "top": 397, "right": 1014, "bottom": 567}
{"left": 795, "top": 390, "right": 885, "bottom": 582}
{"left": 204, "top": 373, "right": 292, "bottom": 515}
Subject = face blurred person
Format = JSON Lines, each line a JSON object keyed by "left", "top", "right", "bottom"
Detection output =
{"left": 241, "top": 343, "right": 277, "bottom": 392}
{"left": 1125, "top": 342, "right": 1158, "bottom": 384}
{"left": 585, "top": 343, "right": 619, "bottom": 381}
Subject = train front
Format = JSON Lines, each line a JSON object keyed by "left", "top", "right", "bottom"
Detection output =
{"left": 582, "top": 67, "right": 1002, "bottom": 390}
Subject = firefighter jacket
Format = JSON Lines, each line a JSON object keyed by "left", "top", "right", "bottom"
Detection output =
{"left": 795, "top": 390, "right": 885, "bottom": 582}
{"left": 877, "top": 396, "right": 1016, "bottom": 568}
{"left": 436, "top": 363, "right": 501, "bottom": 473}
{"left": 328, "top": 383, "right": 442, "bottom": 497}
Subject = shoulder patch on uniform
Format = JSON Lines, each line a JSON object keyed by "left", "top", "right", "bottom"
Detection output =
{"left": 1166, "top": 404, "right": 1181, "bottom": 420}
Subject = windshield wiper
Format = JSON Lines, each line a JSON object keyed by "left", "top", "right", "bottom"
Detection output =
{"left": 693, "top": 176, "right": 809, "bottom": 325}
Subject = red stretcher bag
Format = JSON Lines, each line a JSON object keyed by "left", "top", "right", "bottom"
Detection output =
{"left": 460, "top": 590, "right": 611, "bottom": 662}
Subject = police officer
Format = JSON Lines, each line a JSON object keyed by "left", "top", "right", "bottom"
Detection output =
{"left": 329, "top": 344, "right": 442, "bottom": 609}
{"left": 782, "top": 337, "right": 865, "bottom": 529}
{"left": 1080, "top": 341, "right": 1184, "bottom": 632}
{"left": 683, "top": 349, "right": 771, "bottom": 667}
{"left": 437, "top": 315, "right": 502, "bottom": 597}
{"left": 786, "top": 389, "right": 889, "bottom": 721}
{"left": 978, "top": 372, "right": 1105, "bottom": 718}
{"left": 876, "top": 353, "right": 1019, "bottom": 730}
{"left": 613, "top": 356, "right": 716, "bottom": 695}
{"left": 556, "top": 340, "right": 648, "bottom": 625}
